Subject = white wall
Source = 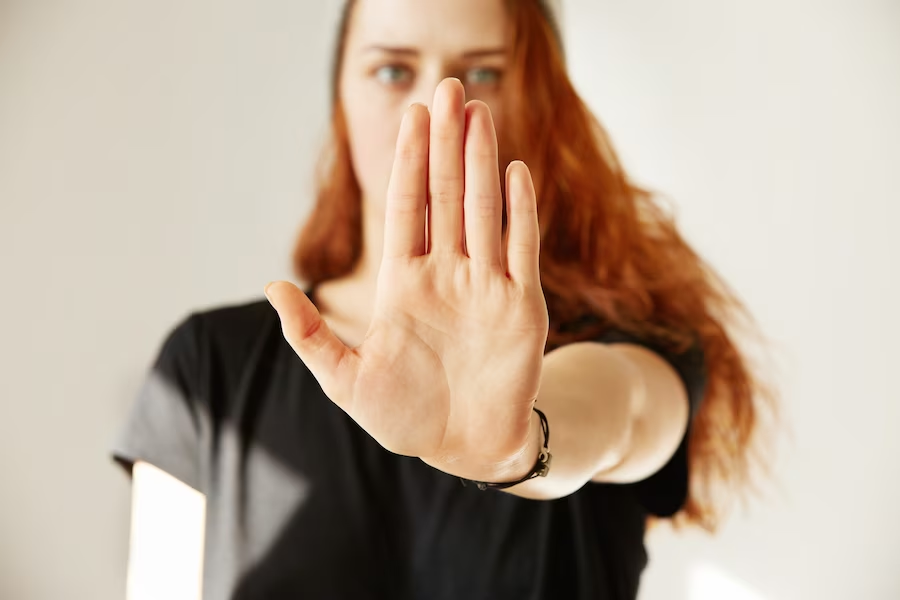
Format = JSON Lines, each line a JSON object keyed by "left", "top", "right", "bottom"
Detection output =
{"left": 0, "top": 1, "right": 338, "bottom": 598}
{"left": 562, "top": 1, "right": 900, "bottom": 599}
{"left": 1, "top": 1, "right": 897, "bottom": 599}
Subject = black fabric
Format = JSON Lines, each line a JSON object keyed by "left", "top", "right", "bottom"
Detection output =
{"left": 112, "top": 294, "right": 706, "bottom": 600}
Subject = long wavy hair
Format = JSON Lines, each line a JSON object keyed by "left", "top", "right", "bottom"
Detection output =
{"left": 294, "top": 0, "right": 775, "bottom": 531}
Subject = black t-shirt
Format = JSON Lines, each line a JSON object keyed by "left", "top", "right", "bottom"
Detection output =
{"left": 112, "top": 293, "right": 706, "bottom": 600}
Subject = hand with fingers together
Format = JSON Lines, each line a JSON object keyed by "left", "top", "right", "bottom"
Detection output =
{"left": 265, "top": 78, "right": 550, "bottom": 485}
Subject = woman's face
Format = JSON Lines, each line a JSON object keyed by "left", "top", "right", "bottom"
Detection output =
{"left": 338, "top": 0, "right": 512, "bottom": 212}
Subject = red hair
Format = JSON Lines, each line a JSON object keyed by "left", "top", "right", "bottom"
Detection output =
{"left": 294, "top": 0, "right": 775, "bottom": 531}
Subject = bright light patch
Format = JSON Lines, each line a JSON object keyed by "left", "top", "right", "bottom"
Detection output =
{"left": 688, "top": 563, "right": 770, "bottom": 600}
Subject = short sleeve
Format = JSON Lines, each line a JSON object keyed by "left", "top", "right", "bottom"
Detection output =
{"left": 595, "top": 329, "right": 707, "bottom": 517}
{"left": 110, "top": 314, "right": 205, "bottom": 492}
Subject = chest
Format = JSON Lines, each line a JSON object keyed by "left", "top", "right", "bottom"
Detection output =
{"left": 196, "top": 352, "right": 645, "bottom": 600}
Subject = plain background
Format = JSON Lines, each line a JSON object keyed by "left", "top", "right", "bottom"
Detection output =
{"left": 1, "top": 0, "right": 898, "bottom": 598}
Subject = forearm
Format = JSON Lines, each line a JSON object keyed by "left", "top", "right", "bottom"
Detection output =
{"left": 500, "top": 343, "right": 643, "bottom": 500}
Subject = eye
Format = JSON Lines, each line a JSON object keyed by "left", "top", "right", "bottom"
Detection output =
{"left": 374, "top": 65, "right": 413, "bottom": 85}
{"left": 465, "top": 67, "right": 502, "bottom": 86}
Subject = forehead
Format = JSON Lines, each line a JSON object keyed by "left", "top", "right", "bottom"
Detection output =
{"left": 347, "top": 0, "right": 511, "bottom": 53}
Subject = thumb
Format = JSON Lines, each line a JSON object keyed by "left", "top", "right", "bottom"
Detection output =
{"left": 265, "top": 281, "right": 358, "bottom": 407}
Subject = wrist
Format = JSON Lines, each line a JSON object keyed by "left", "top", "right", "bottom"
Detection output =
{"left": 421, "top": 408, "right": 550, "bottom": 487}
{"left": 458, "top": 407, "right": 550, "bottom": 490}
{"left": 498, "top": 409, "right": 545, "bottom": 482}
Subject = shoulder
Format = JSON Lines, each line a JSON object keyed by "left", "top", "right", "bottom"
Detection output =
{"left": 156, "top": 297, "right": 283, "bottom": 383}
{"left": 189, "top": 297, "right": 279, "bottom": 347}
{"left": 163, "top": 297, "right": 276, "bottom": 338}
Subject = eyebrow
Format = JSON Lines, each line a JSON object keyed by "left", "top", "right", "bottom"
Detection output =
{"left": 362, "top": 45, "right": 507, "bottom": 59}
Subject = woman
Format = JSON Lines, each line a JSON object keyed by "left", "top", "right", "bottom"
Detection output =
{"left": 112, "top": 0, "right": 769, "bottom": 598}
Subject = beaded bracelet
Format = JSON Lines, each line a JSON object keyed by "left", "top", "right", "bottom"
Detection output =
{"left": 459, "top": 408, "right": 552, "bottom": 490}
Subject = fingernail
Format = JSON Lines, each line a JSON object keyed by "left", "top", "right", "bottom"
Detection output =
{"left": 264, "top": 282, "right": 275, "bottom": 302}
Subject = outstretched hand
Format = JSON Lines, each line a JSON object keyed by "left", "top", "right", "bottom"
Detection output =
{"left": 266, "top": 78, "right": 549, "bottom": 483}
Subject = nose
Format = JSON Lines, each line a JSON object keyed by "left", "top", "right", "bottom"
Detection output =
{"left": 409, "top": 72, "right": 465, "bottom": 111}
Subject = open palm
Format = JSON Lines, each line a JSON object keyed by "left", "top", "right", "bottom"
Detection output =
{"left": 267, "top": 79, "right": 549, "bottom": 482}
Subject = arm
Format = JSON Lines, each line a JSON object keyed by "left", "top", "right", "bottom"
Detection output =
{"left": 502, "top": 342, "right": 689, "bottom": 500}
{"left": 126, "top": 461, "right": 206, "bottom": 600}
